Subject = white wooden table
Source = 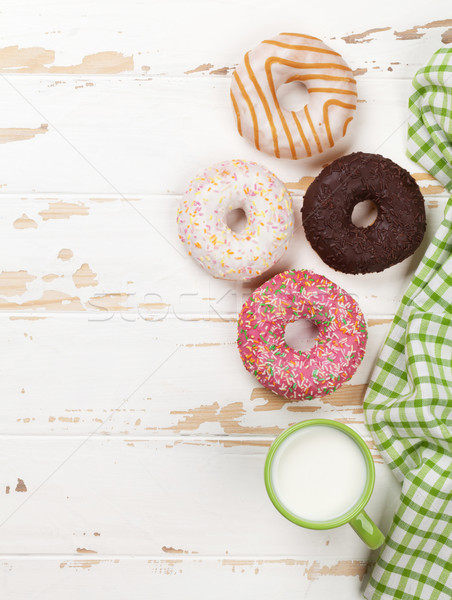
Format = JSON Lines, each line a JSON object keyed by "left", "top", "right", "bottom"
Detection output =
{"left": 0, "top": 2, "right": 450, "bottom": 597}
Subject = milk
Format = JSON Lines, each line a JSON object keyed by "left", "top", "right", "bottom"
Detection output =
{"left": 271, "top": 425, "right": 368, "bottom": 522}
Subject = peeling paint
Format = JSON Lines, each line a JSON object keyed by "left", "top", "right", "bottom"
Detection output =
{"left": 368, "top": 317, "right": 392, "bottom": 326}
{"left": 13, "top": 213, "right": 38, "bottom": 229}
{"left": 210, "top": 66, "right": 231, "bottom": 75}
{"left": 5, "top": 486, "right": 10, "bottom": 494}
{"left": 250, "top": 384, "right": 367, "bottom": 410}
{"left": 412, "top": 172, "right": 445, "bottom": 194}
{"left": 76, "top": 547, "right": 97, "bottom": 554}
{"left": 394, "top": 19, "right": 452, "bottom": 40}
{"left": 0, "top": 290, "right": 84, "bottom": 311}
{"left": 58, "top": 248, "right": 73, "bottom": 261}
{"left": 220, "top": 557, "right": 371, "bottom": 579}
{"left": 167, "top": 401, "right": 282, "bottom": 435}
{"left": 320, "top": 384, "right": 367, "bottom": 407}
{"left": 305, "top": 559, "right": 371, "bottom": 581}
{"left": 0, "top": 270, "right": 36, "bottom": 297}
{"left": 39, "top": 201, "right": 89, "bottom": 221}
{"left": 42, "top": 273, "right": 61, "bottom": 282}
{"left": 162, "top": 546, "right": 188, "bottom": 554}
{"left": 60, "top": 559, "right": 100, "bottom": 569}
{"left": 342, "top": 27, "right": 391, "bottom": 44}
{"left": 352, "top": 68, "right": 367, "bottom": 77}
{"left": 138, "top": 302, "right": 170, "bottom": 310}
{"left": 9, "top": 316, "right": 46, "bottom": 320}
{"left": 72, "top": 263, "right": 98, "bottom": 288}
{"left": 184, "top": 62, "right": 214, "bottom": 74}
{"left": 89, "top": 293, "right": 130, "bottom": 311}
{"left": 442, "top": 28, "right": 452, "bottom": 44}
{"left": 0, "top": 124, "right": 48, "bottom": 144}
{"left": 421, "top": 184, "right": 445, "bottom": 195}
{"left": 0, "top": 46, "right": 134, "bottom": 74}
{"left": 413, "top": 172, "right": 437, "bottom": 181}
{"left": 15, "top": 478, "right": 27, "bottom": 493}
{"left": 251, "top": 387, "right": 318, "bottom": 413}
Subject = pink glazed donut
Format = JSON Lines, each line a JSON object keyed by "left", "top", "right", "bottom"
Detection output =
{"left": 237, "top": 269, "right": 367, "bottom": 400}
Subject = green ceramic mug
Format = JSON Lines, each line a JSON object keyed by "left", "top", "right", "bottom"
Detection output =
{"left": 264, "top": 419, "right": 385, "bottom": 549}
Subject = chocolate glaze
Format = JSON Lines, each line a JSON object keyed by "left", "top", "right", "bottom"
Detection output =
{"left": 302, "top": 152, "right": 426, "bottom": 274}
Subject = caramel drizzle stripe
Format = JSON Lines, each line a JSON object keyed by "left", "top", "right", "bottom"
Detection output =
{"left": 233, "top": 70, "right": 259, "bottom": 150}
{"left": 262, "top": 40, "right": 340, "bottom": 56}
{"left": 323, "top": 99, "right": 357, "bottom": 147}
{"left": 292, "top": 111, "right": 312, "bottom": 157}
{"left": 304, "top": 104, "right": 323, "bottom": 154}
{"left": 230, "top": 90, "right": 242, "bottom": 136}
{"left": 342, "top": 116, "right": 354, "bottom": 136}
{"left": 266, "top": 58, "right": 353, "bottom": 73}
{"left": 286, "top": 74, "right": 357, "bottom": 84}
{"left": 308, "top": 87, "right": 357, "bottom": 96}
{"left": 244, "top": 52, "right": 280, "bottom": 157}
{"left": 279, "top": 32, "right": 322, "bottom": 41}
{"left": 265, "top": 58, "right": 299, "bottom": 159}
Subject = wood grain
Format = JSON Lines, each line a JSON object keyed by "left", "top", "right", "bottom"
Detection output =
{"left": 0, "top": 1, "right": 448, "bottom": 595}
{"left": 0, "top": 316, "right": 391, "bottom": 436}
{"left": 0, "top": 437, "right": 400, "bottom": 556}
{"left": 0, "top": 1, "right": 449, "bottom": 78}
{"left": 0, "top": 77, "right": 450, "bottom": 195}
{"left": 0, "top": 195, "right": 446, "bottom": 318}
{"left": 0, "top": 557, "right": 374, "bottom": 599}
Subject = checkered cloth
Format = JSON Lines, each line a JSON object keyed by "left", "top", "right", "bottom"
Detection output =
{"left": 364, "top": 49, "right": 452, "bottom": 600}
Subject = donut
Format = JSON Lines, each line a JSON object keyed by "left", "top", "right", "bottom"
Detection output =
{"left": 237, "top": 269, "right": 367, "bottom": 400}
{"left": 302, "top": 152, "right": 426, "bottom": 274}
{"left": 176, "top": 160, "right": 294, "bottom": 280}
{"left": 230, "top": 33, "right": 357, "bottom": 159}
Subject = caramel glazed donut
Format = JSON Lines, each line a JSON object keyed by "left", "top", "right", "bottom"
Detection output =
{"left": 230, "top": 33, "right": 357, "bottom": 159}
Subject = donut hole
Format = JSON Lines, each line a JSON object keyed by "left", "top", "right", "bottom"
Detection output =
{"left": 277, "top": 81, "right": 309, "bottom": 112}
{"left": 284, "top": 319, "right": 319, "bottom": 352}
{"left": 351, "top": 200, "right": 378, "bottom": 228}
{"left": 226, "top": 207, "right": 247, "bottom": 233}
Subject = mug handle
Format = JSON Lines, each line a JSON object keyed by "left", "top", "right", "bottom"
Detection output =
{"left": 349, "top": 510, "right": 385, "bottom": 549}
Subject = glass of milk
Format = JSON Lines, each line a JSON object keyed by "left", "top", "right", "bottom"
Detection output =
{"left": 264, "top": 419, "right": 385, "bottom": 549}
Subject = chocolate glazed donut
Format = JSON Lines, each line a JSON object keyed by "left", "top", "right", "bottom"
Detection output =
{"left": 302, "top": 152, "right": 426, "bottom": 274}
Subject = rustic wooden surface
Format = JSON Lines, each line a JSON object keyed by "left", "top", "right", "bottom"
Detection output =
{"left": 0, "top": 1, "right": 450, "bottom": 598}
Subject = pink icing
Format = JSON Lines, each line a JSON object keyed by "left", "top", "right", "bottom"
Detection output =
{"left": 237, "top": 269, "right": 367, "bottom": 400}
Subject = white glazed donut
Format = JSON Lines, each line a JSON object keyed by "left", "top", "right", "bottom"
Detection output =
{"left": 176, "top": 160, "right": 294, "bottom": 281}
{"left": 230, "top": 33, "right": 357, "bottom": 159}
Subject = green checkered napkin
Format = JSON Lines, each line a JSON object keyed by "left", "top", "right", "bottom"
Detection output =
{"left": 364, "top": 48, "right": 452, "bottom": 600}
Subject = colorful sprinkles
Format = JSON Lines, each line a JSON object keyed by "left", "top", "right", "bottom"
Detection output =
{"left": 176, "top": 160, "right": 294, "bottom": 281}
{"left": 237, "top": 269, "right": 368, "bottom": 400}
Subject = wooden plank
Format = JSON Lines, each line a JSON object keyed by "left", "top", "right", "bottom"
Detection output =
{"left": 0, "top": 76, "right": 449, "bottom": 195}
{"left": 0, "top": 195, "right": 446, "bottom": 318}
{"left": 0, "top": 1, "right": 449, "bottom": 78}
{"left": 0, "top": 557, "right": 375, "bottom": 600}
{"left": 0, "top": 314, "right": 391, "bottom": 436}
{"left": 0, "top": 437, "right": 400, "bottom": 555}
